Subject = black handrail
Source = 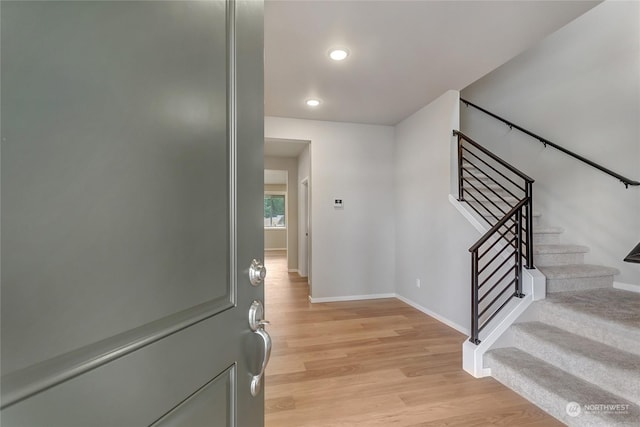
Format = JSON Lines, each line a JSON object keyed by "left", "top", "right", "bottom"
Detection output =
{"left": 454, "top": 131, "right": 534, "bottom": 184}
{"left": 460, "top": 98, "right": 640, "bottom": 189}
{"left": 469, "top": 199, "right": 529, "bottom": 252}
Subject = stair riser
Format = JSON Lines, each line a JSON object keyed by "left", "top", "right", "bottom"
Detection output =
{"left": 546, "top": 275, "right": 613, "bottom": 293}
{"left": 464, "top": 189, "right": 516, "bottom": 201}
{"left": 535, "top": 252, "right": 585, "bottom": 267}
{"left": 533, "top": 233, "right": 561, "bottom": 245}
{"left": 536, "top": 304, "right": 640, "bottom": 357}
{"left": 512, "top": 329, "right": 640, "bottom": 406}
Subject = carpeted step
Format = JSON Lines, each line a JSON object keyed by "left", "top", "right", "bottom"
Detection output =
{"left": 485, "top": 347, "right": 640, "bottom": 426}
{"left": 512, "top": 322, "right": 640, "bottom": 405}
{"left": 533, "top": 225, "right": 564, "bottom": 244}
{"left": 466, "top": 200, "right": 539, "bottom": 215}
{"left": 534, "top": 244, "right": 589, "bottom": 267}
{"left": 537, "top": 264, "right": 618, "bottom": 292}
{"left": 535, "top": 288, "right": 640, "bottom": 357}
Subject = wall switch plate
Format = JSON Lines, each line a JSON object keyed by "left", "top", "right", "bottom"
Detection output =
{"left": 416, "top": 278, "right": 421, "bottom": 288}
{"left": 334, "top": 199, "right": 344, "bottom": 209}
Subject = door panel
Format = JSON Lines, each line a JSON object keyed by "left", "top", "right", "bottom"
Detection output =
{"left": 2, "top": 311, "right": 237, "bottom": 427}
{"left": 1, "top": 0, "right": 230, "bottom": 374}
{"left": 152, "top": 367, "right": 234, "bottom": 427}
{"left": 1, "top": 0, "right": 264, "bottom": 425}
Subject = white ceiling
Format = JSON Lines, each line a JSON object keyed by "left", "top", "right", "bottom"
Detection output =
{"left": 264, "top": 169, "right": 288, "bottom": 185}
{"left": 264, "top": 137, "right": 309, "bottom": 158}
{"left": 264, "top": 0, "right": 599, "bottom": 126}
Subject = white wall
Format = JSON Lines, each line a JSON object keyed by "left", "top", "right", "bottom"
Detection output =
{"left": 264, "top": 229, "right": 287, "bottom": 250}
{"left": 297, "top": 145, "right": 311, "bottom": 278}
{"left": 264, "top": 157, "right": 298, "bottom": 270}
{"left": 461, "top": 0, "right": 640, "bottom": 286}
{"left": 265, "top": 117, "right": 395, "bottom": 300}
{"left": 394, "top": 90, "right": 477, "bottom": 332}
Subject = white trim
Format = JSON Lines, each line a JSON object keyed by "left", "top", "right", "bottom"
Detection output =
{"left": 287, "top": 269, "right": 298, "bottom": 274}
{"left": 264, "top": 248, "right": 287, "bottom": 251}
{"left": 264, "top": 190, "right": 287, "bottom": 228}
{"left": 308, "top": 293, "right": 396, "bottom": 303}
{"left": 462, "top": 293, "right": 534, "bottom": 378}
{"left": 614, "top": 281, "right": 640, "bottom": 294}
{"left": 448, "top": 194, "right": 490, "bottom": 234}
{"left": 395, "top": 294, "right": 469, "bottom": 335}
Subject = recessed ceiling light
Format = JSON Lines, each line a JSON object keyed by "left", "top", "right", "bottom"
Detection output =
{"left": 306, "top": 99, "right": 321, "bottom": 107}
{"left": 329, "top": 48, "right": 349, "bottom": 61}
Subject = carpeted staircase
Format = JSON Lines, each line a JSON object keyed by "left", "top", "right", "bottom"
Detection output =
{"left": 461, "top": 164, "right": 640, "bottom": 426}
{"left": 485, "top": 210, "right": 640, "bottom": 427}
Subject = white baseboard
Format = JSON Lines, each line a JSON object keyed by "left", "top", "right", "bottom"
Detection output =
{"left": 265, "top": 248, "right": 287, "bottom": 251}
{"left": 288, "top": 269, "right": 299, "bottom": 274}
{"left": 307, "top": 292, "right": 470, "bottom": 337}
{"left": 614, "top": 281, "right": 640, "bottom": 294}
{"left": 395, "top": 294, "right": 469, "bottom": 335}
{"left": 308, "top": 293, "right": 396, "bottom": 304}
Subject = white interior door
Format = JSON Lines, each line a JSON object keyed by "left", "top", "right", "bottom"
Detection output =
{"left": 0, "top": 1, "right": 266, "bottom": 425}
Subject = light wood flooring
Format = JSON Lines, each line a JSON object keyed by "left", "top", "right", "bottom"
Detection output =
{"left": 264, "top": 250, "right": 564, "bottom": 427}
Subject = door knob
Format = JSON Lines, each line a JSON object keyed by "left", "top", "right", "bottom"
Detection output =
{"left": 249, "top": 259, "right": 267, "bottom": 286}
{"left": 248, "top": 300, "right": 271, "bottom": 397}
{"left": 248, "top": 300, "right": 270, "bottom": 332}
{"left": 250, "top": 327, "right": 271, "bottom": 397}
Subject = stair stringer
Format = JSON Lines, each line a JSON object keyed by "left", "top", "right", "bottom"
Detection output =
{"left": 449, "top": 194, "right": 546, "bottom": 378}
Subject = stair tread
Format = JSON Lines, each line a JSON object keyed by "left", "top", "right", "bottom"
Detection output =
{"left": 513, "top": 321, "right": 640, "bottom": 374}
{"left": 486, "top": 347, "right": 640, "bottom": 426}
{"left": 542, "top": 288, "right": 640, "bottom": 335}
{"left": 466, "top": 201, "right": 541, "bottom": 216}
{"left": 463, "top": 179, "right": 502, "bottom": 187}
{"left": 463, "top": 175, "right": 492, "bottom": 181}
{"left": 538, "top": 264, "right": 619, "bottom": 278}
{"left": 534, "top": 244, "right": 589, "bottom": 254}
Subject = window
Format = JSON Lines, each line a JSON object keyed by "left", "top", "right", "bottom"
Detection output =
{"left": 264, "top": 194, "right": 286, "bottom": 228}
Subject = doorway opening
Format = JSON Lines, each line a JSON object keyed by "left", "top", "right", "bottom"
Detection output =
{"left": 263, "top": 137, "right": 311, "bottom": 285}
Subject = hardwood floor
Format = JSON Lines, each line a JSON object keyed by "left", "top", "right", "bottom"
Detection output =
{"left": 264, "top": 251, "right": 564, "bottom": 427}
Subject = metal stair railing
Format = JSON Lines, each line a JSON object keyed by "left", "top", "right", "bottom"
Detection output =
{"left": 453, "top": 130, "right": 534, "bottom": 344}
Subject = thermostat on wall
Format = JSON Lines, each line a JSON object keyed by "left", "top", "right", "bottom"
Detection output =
{"left": 334, "top": 199, "right": 344, "bottom": 209}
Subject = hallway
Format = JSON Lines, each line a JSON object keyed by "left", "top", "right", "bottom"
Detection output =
{"left": 263, "top": 251, "right": 563, "bottom": 426}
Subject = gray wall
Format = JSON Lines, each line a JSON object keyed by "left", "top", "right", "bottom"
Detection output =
{"left": 265, "top": 117, "right": 395, "bottom": 300}
{"left": 461, "top": 1, "right": 640, "bottom": 286}
{"left": 394, "top": 90, "right": 475, "bottom": 332}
